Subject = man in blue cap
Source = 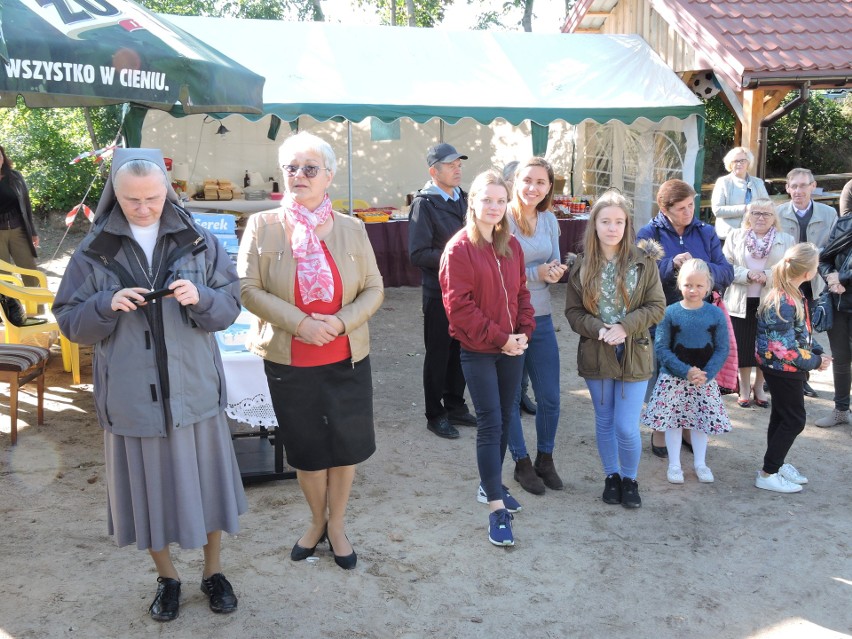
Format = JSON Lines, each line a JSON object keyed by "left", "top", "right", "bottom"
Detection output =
{"left": 409, "top": 143, "right": 477, "bottom": 439}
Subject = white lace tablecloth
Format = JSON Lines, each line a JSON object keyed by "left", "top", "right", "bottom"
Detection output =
{"left": 217, "top": 310, "right": 278, "bottom": 428}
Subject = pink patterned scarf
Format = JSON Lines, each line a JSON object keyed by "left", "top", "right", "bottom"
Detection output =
{"left": 284, "top": 193, "right": 334, "bottom": 305}
{"left": 745, "top": 227, "right": 776, "bottom": 260}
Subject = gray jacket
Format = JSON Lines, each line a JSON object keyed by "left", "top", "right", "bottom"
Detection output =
{"left": 777, "top": 200, "right": 837, "bottom": 297}
{"left": 54, "top": 200, "right": 240, "bottom": 438}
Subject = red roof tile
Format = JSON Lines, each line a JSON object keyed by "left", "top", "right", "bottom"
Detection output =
{"left": 566, "top": 0, "right": 852, "bottom": 90}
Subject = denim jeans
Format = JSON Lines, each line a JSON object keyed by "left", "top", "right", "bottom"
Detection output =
{"left": 508, "top": 314, "right": 561, "bottom": 460}
{"left": 584, "top": 378, "right": 648, "bottom": 480}
{"left": 461, "top": 349, "right": 525, "bottom": 502}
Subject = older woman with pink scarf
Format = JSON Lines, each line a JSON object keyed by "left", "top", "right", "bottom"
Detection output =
{"left": 238, "top": 132, "right": 384, "bottom": 570}
{"left": 723, "top": 198, "right": 795, "bottom": 407}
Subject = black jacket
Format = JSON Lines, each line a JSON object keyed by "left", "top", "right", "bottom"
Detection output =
{"left": 818, "top": 214, "right": 852, "bottom": 313}
{"left": 4, "top": 170, "right": 38, "bottom": 256}
{"left": 408, "top": 183, "right": 467, "bottom": 298}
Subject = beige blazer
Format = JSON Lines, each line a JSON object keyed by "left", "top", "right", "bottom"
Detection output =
{"left": 238, "top": 210, "right": 384, "bottom": 365}
{"left": 722, "top": 228, "right": 796, "bottom": 318}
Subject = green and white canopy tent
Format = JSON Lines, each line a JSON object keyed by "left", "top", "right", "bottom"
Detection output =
{"left": 0, "top": 0, "right": 264, "bottom": 114}
{"left": 132, "top": 18, "right": 704, "bottom": 225}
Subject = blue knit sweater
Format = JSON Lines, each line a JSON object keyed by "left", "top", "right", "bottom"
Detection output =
{"left": 655, "top": 301, "right": 729, "bottom": 380}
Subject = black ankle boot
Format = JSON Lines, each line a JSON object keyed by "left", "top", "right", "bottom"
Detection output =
{"left": 514, "top": 455, "right": 545, "bottom": 495}
{"left": 534, "top": 451, "right": 564, "bottom": 490}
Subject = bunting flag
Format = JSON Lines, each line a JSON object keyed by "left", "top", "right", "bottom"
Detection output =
{"left": 65, "top": 204, "right": 94, "bottom": 227}
{"left": 69, "top": 144, "right": 119, "bottom": 165}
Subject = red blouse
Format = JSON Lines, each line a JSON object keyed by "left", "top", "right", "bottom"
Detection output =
{"left": 290, "top": 243, "right": 351, "bottom": 367}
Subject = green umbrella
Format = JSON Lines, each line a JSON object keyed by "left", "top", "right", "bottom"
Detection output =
{"left": 0, "top": 0, "right": 264, "bottom": 114}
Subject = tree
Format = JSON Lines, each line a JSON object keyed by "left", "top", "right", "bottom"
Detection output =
{"left": 0, "top": 101, "right": 121, "bottom": 216}
{"left": 355, "top": 0, "right": 452, "bottom": 27}
{"left": 470, "top": 0, "right": 567, "bottom": 32}
{"left": 702, "top": 92, "right": 852, "bottom": 181}
{"left": 139, "top": 0, "right": 324, "bottom": 20}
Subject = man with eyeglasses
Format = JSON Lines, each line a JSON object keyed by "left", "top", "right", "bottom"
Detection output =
{"left": 409, "top": 143, "right": 477, "bottom": 439}
{"left": 777, "top": 167, "right": 837, "bottom": 398}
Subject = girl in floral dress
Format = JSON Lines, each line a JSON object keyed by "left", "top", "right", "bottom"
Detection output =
{"left": 642, "top": 259, "right": 732, "bottom": 484}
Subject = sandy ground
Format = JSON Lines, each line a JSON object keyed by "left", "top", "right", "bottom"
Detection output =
{"left": 1, "top": 226, "right": 852, "bottom": 639}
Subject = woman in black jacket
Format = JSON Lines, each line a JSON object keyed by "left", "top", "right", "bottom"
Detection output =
{"left": 0, "top": 144, "right": 40, "bottom": 286}
{"left": 815, "top": 215, "right": 852, "bottom": 428}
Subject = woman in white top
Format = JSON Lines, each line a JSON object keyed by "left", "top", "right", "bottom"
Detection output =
{"left": 711, "top": 147, "right": 769, "bottom": 242}
{"left": 723, "top": 198, "right": 795, "bottom": 407}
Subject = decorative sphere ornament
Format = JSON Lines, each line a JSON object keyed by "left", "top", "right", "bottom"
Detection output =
{"left": 690, "top": 72, "right": 720, "bottom": 100}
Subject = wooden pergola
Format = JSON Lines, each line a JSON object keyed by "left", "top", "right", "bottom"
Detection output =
{"left": 563, "top": 0, "right": 852, "bottom": 178}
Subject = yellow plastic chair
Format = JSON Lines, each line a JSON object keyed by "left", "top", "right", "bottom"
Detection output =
{"left": 0, "top": 279, "right": 81, "bottom": 385}
{"left": 0, "top": 257, "right": 49, "bottom": 314}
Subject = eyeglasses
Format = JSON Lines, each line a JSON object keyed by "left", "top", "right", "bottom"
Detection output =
{"left": 732, "top": 159, "right": 748, "bottom": 165}
{"left": 283, "top": 164, "right": 329, "bottom": 178}
{"left": 750, "top": 211, "right": 773, "bottom": 218}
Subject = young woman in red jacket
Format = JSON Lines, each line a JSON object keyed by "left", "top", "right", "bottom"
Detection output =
{"left": 439, "top": 169, "right": 536, "bottom": 547}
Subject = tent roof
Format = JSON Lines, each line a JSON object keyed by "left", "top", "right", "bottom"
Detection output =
{"left": 165, "top": 16, "right": 702, "bottom": 125}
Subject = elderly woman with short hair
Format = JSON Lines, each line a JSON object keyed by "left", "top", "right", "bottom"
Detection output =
{"left": 55, "top": 148, "right": 247, "bottom": 622}
{"left": 723, "top": 198, "right": 796, "bottom": 408}
{"left": 711, "top": 146, "right": 769, "bottom": 242}
{"left": 238, "top": 132, "right": 383, "bottom": 570}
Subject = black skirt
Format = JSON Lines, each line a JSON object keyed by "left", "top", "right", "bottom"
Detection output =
{"left": 265, "top": 356, "right": 376, "bottom": 471}
{"left": 731, "top": 297, "right": 760, "bottom": 368}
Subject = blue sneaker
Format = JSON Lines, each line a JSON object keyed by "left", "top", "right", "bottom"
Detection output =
{"left": 488, "top": 508, "right": 515, "bottom": 546}
{"left": 476, "top": 484, "right": 522, "bottom": 513}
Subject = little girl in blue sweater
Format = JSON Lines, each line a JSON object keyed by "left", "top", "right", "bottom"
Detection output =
{"left": 642, "top": 259, "right": 732, "bottom": 483}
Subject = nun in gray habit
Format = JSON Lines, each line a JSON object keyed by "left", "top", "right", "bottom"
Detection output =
{"left": 54, "top": 148, "right": 247, "bottom": 622}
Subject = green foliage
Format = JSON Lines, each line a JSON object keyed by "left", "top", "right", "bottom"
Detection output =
{"left": 765, "top": 93, "right": 852, "bottom": 177}
{"left": 701, "top": 95, "right": 735, "bottom": 181}
{"left": 0, "top": 100, "right": 120, "bottom": 218}
{"left": 137, "top": 0, "right": 320, "bottom": 20}
{"left": 355, "top": 0, "right": 453, "bottom": 27}
{"left": 702, "top": 92, "right": 852, "bottom": 181}
{"left": 136, "top": 0, "right": 217, "bottom": 15}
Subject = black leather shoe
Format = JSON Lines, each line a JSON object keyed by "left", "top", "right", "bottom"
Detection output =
{"left": 201, "top": 573, "right": 238, "bottom": 614}
{"left": 650, "top": 432, "right": 667, "bottom": 458}
{"left": 803, "top": 382, "right": 818, "bottom": 398}
{"left": 447, "top": 410, "right": 477, "bottom": 427}
{"left": 291, "top": 527, "right": 328, "bottom": 561}
{"left": 427, "top": 416, "right": 460, "bottom": 439}
{"left": 328, "top": 536, "right": 357, "bottom": 570}
{"left": 149, "top": 577, "right": 180, "bottom": 622}
{"left": 520, "top": 392, "right": 537, "bottom": 415}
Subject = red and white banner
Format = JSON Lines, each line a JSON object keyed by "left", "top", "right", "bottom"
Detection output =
{"left": 65, "top": 204, "right": 93, "bottom": 227}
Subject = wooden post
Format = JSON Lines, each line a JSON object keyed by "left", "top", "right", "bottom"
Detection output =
{"left": 742, "top": 88, "right": 765, "bottom": 156}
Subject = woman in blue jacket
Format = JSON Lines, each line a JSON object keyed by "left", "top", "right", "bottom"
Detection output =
{"left": 636, "top": 179, "right": 734, "bottom": 456}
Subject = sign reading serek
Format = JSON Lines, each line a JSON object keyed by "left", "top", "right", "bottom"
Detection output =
{"left": 0, "top": 0, "right": 265, "bottom": 112}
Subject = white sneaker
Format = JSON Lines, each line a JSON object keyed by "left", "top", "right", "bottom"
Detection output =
{"left": 814, "top": 409, "right": 850, "bottom": 428}
{"left": 667, "top": 466, "right": 684, "bottom": 484}
{"left": 778, "top": 463, "right": 808, "bottom": 485}
{"left": 755, "top": 471, "right": 803, "bottom": 493}
{"left": 694, "top": 465, "right": 715, "bottom": 483}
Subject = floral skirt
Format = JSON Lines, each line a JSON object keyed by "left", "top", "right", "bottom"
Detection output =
{"left": 642, "top": 373, "right": 733, "bottom": 435}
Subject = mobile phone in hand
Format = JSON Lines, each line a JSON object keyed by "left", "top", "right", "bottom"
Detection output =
{"left": 140, "top": 288, "right": 172, "bottom": 302}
